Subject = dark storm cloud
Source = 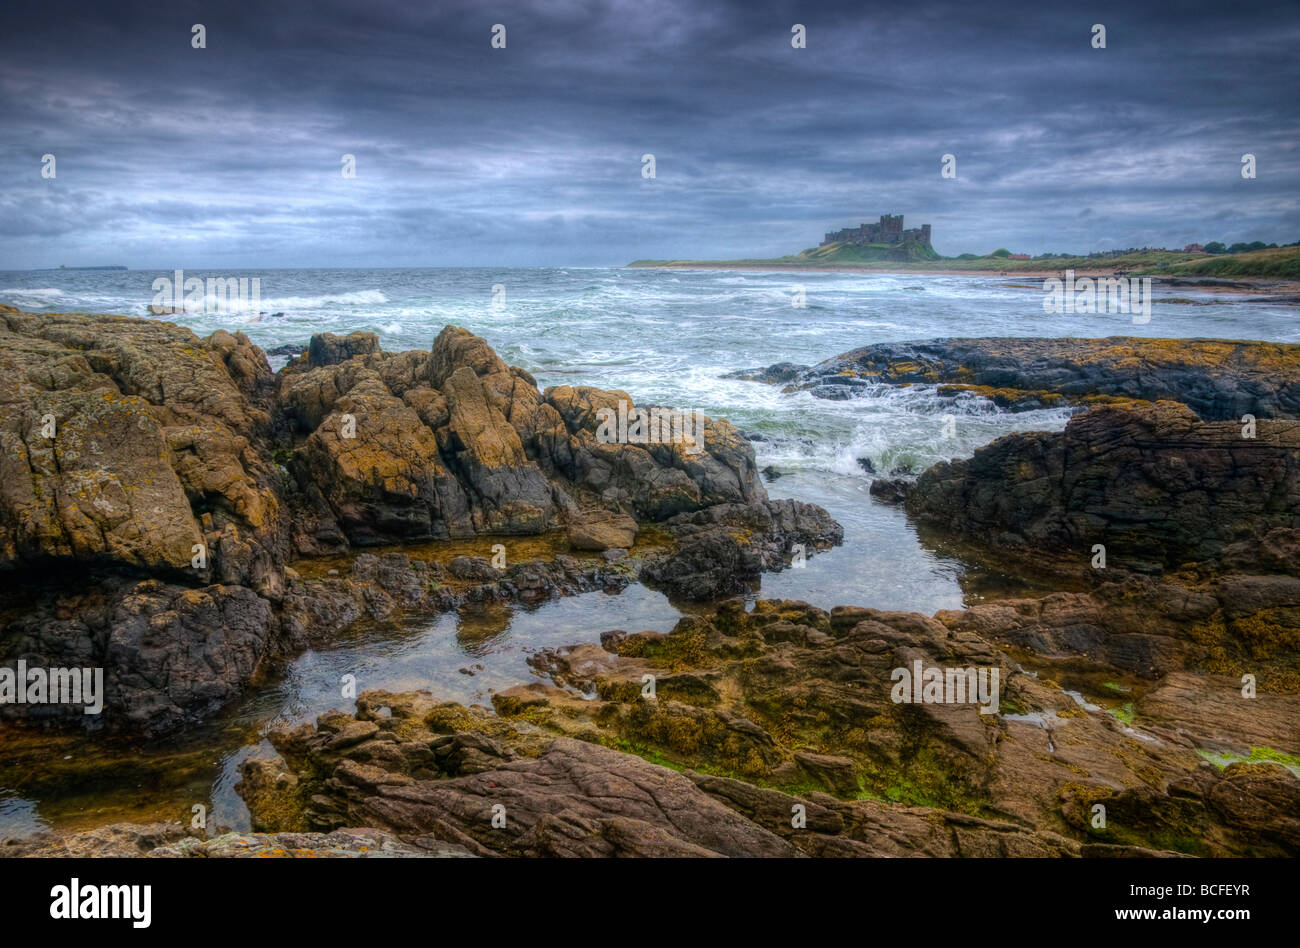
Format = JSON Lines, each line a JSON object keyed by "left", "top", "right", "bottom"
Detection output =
{"left": 0, "top": 0, "right": 1296, "bottom": 267}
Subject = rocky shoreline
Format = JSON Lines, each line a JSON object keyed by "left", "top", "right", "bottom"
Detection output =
{"left": 732, "top": 335, "right": 1300, "bottom": 418}
{"left": 3, "top": 314, "right": 1299, "bottom": 857}
{"left": 0, "top": 307, "right": 840, "bottom": 734}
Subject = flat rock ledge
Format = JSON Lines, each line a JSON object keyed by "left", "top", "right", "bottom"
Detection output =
{"left": 733, "top": 336, "right": 1300, "bottom": 419}
{"left": 220, "top": 597, "right": 1300, "bottom": 858}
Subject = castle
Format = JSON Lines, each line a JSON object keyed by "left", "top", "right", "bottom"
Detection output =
{"left": 823, "top": 214, "right": 931, "bottom": 248}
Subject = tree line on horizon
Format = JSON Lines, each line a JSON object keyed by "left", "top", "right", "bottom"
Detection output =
{"left": 954, "top": 239, "right": 1300, "bottom": 261}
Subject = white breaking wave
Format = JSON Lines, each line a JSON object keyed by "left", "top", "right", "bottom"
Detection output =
{"left": 254, "top": 290, "right": 390, "bottom": 310}
{"left": 0, "top": 287, "right": 69, "bottom": 297}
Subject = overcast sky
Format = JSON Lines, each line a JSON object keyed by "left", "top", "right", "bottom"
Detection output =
{"left": 1, "top": 0, "right": 1297, "bottom": 269}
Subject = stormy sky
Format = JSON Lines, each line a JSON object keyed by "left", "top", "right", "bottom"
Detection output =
{"left": 1, "top": 0, "right": 1297, "bottom": 269}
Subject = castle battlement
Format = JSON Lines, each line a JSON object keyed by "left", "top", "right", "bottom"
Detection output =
{"left": 823, "top": 214, "right": 931, "bottom": 248}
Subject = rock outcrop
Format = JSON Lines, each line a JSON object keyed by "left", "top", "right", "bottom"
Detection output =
{"left": 2, "top": 821, "right": 471, "bottom": 858}
{"left": 861, "top": 369, "right": 1300, "bottom": 692}
{"left": 903, "top": 400, "right": 1300, "bottom": 576}
{"left": 0, "top": 311, "right": 840, "bottom": 734}
{"left": 937, "top": 573, "right": 1300, "bottom": 688}
{"left": 736, "top": 336, "right": 1300, "bottom": 419}
{"left": 235, "top": 597, "right": 1300, "bottom": 857}
{"left": 640, "top": 499, "right": 844, "bottom": 600}
{"left": 0, "top": 312, "right": 285, "bottom": 591}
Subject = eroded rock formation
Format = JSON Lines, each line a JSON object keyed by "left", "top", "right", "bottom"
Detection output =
{"left": 232, "top": 597, "right": 1300, "bottom": 857}
{"left": 0, "top": 311, "right": 839, "bottom": 733}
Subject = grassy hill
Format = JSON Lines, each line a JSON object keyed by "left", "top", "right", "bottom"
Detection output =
{"left": 1146, "top": 245, "right": 1300, "bottom": 280}
{"left": 797, "top": 240, "right": 942, "bottom": 263}
{"left": 629, "top": 244, "right": 1300, "bottom": 278}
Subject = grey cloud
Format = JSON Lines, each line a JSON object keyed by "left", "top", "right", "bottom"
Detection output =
{"left": 0, "top": 0, "right": 1296, "bottom": 268}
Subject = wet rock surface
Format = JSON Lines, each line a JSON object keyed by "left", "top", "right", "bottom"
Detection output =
{"left": 231, "top": 597, "right": 1299, "bottom": 857}
{"left": 6, "top": 320, "right": 1300, "bottom": 859}
{"left": 3, "top": 821, "right": 471, "bottom": 857}
{"left": 639, "top": 499, "right": 844, "bottom": 600}
{"left": 903, "top": 400, "right": 1300, "bottom": 576}
{"left": 742, "top": 336, "right": 1300, "bottom": 419}
{"left": 0, "top": 311, "right": 840, "bottom": 734}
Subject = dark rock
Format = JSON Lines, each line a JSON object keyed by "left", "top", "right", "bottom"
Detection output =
{"left": 780, "top": 336, "right": 1300, "bottom": 420}
{"left": 725, "top": 362, "right": 807, "bottom": 384}
{"left": 868, "top": 477, "right": 909, "bottom": 506}
{"left": 639, "top": 500, "right": 843, "bottom": 600}
{"left": 905, "top": 400, "right": 1300, "bottom": 576}
{"left": 446, "top": 556, "right": 502, "bottom": 583}
{"left": 308, "top": 331, "right": 381, "bottom": 367}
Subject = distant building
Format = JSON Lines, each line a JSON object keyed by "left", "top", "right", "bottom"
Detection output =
{"left": 822, "top": 214, "right": 932, "bottom": 248}
{"left": 1183, "top": 243, "right": 1205, "bottom": 253}
{"left": 1008, "top": 253, "right": 1031, "bottom": 260}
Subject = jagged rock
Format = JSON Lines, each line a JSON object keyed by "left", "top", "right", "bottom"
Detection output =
{"left": 905, "top": 401, "right": 1300, "bottom": 577}
{"left": 0, "top": 576, "right": 276, "bottom": 731}
{"left": 724, "top": 361, "right": 808, "bottom": 384}
{"left": 937, "top": 572, "right": 1300, "bottom": 686}
{"left": 294, "top": 373, "right": 475, "bottom": 543}
{"left": 0, "top": 311, "right": 285, "bottom": 590}
{"left": 307, "top": 331, "right": 380, "bottom": 367}
{"left": 237, "top": 587, "right": 1300, "bottom": 857}
{"left": 639, "top": 499, "right": 844, "bottom": 600}
{"left": 751, "top": 336, "right": 1300, "bottom": 420}
{"left": 0, "top": 310, "right": 838, "bottom": 734}
{"left": 483, "top": 598, "right": 1300, "bottom": 855}
{"left": 239, "top": 693, "right": 800, "bottom": 857}
{"left": 279, "top": 324, "right": 778, "bottom": 547}
{"left": 868, "top": 476, "right": 908, "bottom": 505}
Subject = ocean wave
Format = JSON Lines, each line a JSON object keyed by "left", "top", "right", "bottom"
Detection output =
{"left": 255, "top": 290, "right": 390, "bottom": 309}
{"left": 0, "top": 287, "right": 69, "bottom": 297}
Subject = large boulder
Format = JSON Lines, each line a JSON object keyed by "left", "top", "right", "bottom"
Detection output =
{"left": 904, "top": 401, "right": 1300, "bottom": 576}
{"left": 0, "top": 576, "right": 276, "bottom": 733}
{"left": 277, "top": 324, "right": 776, "bottom": 548}
{"left": 0, "top": 311, "right": 287, "bottom": 593}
